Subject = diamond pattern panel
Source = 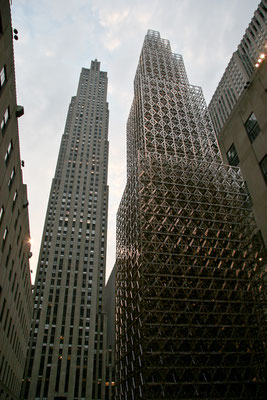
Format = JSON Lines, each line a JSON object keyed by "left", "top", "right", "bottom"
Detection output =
{"left": 116, "top": 30, "right": 266, "bottom": 400}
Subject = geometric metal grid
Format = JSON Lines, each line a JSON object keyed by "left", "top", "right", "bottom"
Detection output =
{"left": 116, "top": 31, "right": 266, "bottom": 399}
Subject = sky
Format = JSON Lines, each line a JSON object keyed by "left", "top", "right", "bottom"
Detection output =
{"left": 11, "top": 0, "right": 259, "bottom": 283}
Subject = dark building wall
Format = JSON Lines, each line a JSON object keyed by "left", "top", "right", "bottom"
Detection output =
{"left": 0, "top": 1, "right": 33, "bottom": 399}
{"left": 103, "top": 266, "right": 116, "bottom": 399}
{"left": 104, "top": 266, "right": 115, "bottom": 348}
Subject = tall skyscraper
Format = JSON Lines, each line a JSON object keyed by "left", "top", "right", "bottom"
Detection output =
{"left": 0, "top": 1, "right": 33, "bottom": 399}
{"left": 116, "top": 30, "right": 266, "bottom": 399}
{"left": 21, "top": 60, "right": 109, "bottom": 400}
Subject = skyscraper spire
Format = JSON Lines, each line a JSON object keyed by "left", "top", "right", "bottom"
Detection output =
{"left": 116, "top": 30, "right": 266, "bottom": 400}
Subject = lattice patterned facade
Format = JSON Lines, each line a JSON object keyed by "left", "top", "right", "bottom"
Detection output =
{"left": 115, "top": 30, "right": 266, "bottom": 400}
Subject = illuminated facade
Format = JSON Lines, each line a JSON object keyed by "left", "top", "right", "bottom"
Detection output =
{"left": 116, "top": 30, "right": 266, "bottom": 399}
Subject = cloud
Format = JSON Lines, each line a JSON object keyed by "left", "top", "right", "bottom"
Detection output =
{"left": 104, "top": 35, "right": 121, "bottom": 52}
{"left": 97, "top": 9, "right": 129, "bottom": 51}
{"left": 44, "top": 49, "right": 54, "bottom": 57}
{"left": 99, "top": 10, "right": 129, "bottom": 28}
{"left": 11, "top": 0, "right": 260, "bottom": 281}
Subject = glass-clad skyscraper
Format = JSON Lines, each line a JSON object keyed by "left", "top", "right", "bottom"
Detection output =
{"left": 116, "top": 31, "right": 266, "bottom": 400}
{"left": 21, "top": 60, "right": 109, "bottom": 400}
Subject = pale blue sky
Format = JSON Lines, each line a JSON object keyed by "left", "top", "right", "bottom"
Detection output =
{"left": 11, "top": 0, "right": 260, "bottom": 281}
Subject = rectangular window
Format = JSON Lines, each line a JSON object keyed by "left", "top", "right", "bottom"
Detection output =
{"left": 245, "top": 112, "right": 260, "bottom": 142}
{"left": 0, "top": 65, "right": 6, "bottom": 88}
{"left": 1, "top": 107, "right": 9, "bottom": 132}
{"left": 244, "top": 181, "right": 252, "bottom": 205}
{"left": 227, "top": 143, "right": 239, "bottom": 166}
{"left": 259, "top": 155, "right": 267, "bottom": 183}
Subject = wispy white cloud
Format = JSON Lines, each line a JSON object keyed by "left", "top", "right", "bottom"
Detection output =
{"left": 104, "top": 35, "right": 121, "bottom": 52}
{"left": 99, "top": 9, "right": 129, "bottom": 28}
{"left": 11, "top": 0, "right": 260, "bottom": 280}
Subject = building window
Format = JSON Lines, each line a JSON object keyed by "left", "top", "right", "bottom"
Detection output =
{"left": 227, "top": 143, "right": 239, "bottom": 166}
{"left": 0, "top": 65, "right": 6, "bottom": 89}
{"left": 1, "top": 107, "right": 9, "bottom": 133}
{"left": 245, "top": 112, "right": 260, "bottom": 142}
{"left": 259, "top": 155, "right": 267, "bottom": 183}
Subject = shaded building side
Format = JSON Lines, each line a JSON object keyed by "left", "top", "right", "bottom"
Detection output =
{"left": 216, "top": 61, "right": 267, "bottom": 247}
{"left": 0, "top": 1, "right": 33, "bottom": 399}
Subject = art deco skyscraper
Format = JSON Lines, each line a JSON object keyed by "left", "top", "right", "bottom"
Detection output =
{"left": 116, "top": 31, "right": 266, "bottom": 399}
{"left": 21, "top": 60, "right": 109, "bottom": 400}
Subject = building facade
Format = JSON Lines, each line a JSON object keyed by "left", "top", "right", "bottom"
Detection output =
{"left": 116, "top": 30, "right": 266, "bottom": 400}
{"left": 216, "top": 61, "right": 267, "bottom": 247}
{"left": 103, "top": 267, "right": 116, "bottom": 399}
{"left": 208, "top": 0, "right": 266, "bottom": 135}
{"left": 21, "top": 60, "right": 109, "bottom": 400}
{"left": 0, "top": 1, "right": 33, "bottom": 399}
{"left": 209, "top": 1, "right": 267, "bottom": 248}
